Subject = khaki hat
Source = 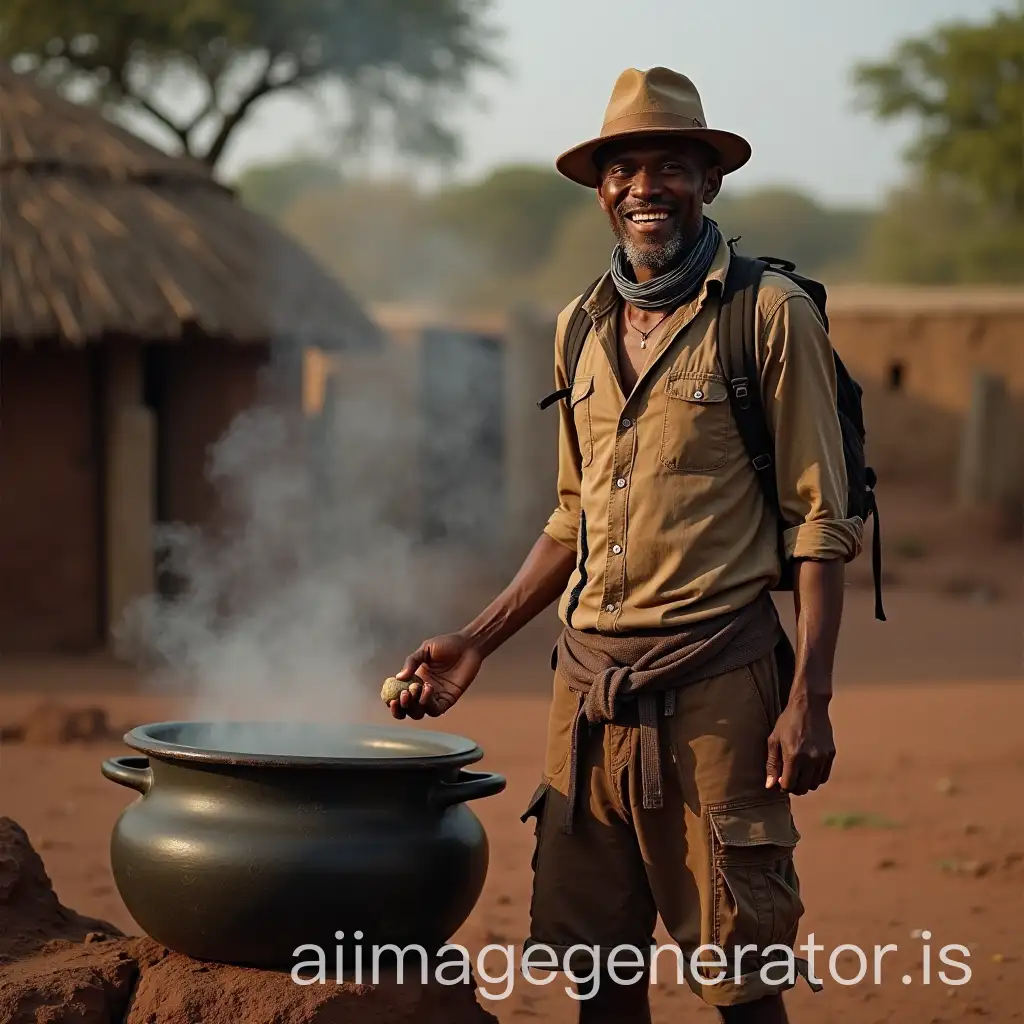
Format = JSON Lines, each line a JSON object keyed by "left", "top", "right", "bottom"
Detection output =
{"left": 556, "top": 67, "right": 752, "bottom": 188}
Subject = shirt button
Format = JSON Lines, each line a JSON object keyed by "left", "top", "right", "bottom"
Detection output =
{"left": 616, "top": 478, "right": 626, "bottom": 489}
{"left": 612, "top": 544, "right": 622, "bottom": 555}
{"left": 605, "top": 603, "right": 616, "bottom": 613}
{"left": 621, "top": 417, "right": 632, "bottom": 429}
{"left": 693, "top": 389, "right": 704, "bottom": 400}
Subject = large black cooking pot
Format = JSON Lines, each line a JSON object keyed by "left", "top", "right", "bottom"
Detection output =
{"left": 101, "top": 720, "right": 505, "bottom": 970}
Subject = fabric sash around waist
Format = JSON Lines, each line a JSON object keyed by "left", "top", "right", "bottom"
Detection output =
{"left": 552, "top": 591, "right": 782, "bottom": 833}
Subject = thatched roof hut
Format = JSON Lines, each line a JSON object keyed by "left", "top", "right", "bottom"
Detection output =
{"left": 0, "top": 63, "right": 383, "bottom": 351}
{"left": 0, "top": 65, "right": 389, "bottom": 655}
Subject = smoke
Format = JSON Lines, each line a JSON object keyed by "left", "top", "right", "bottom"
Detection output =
{"left": 115, "top": 333, "right": 507, "bottom": 751}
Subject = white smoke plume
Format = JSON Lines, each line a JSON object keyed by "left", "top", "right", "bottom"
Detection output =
{"left": 115, "top": 337, "right": 505, "bottom": 749}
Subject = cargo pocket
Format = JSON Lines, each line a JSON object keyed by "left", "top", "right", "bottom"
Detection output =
{"left": 569, "top": 375, "right": 595, "bottom": 468}
{"left": 705, "top": 797, "right": 803, "bottom": 962}
{"left": 659, "top": 371, "right": 730, "bottom": 473}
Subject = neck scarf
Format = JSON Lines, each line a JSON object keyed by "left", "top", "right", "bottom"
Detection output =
{"left": 610, "top": 216, "right": 722, "bottom": 311}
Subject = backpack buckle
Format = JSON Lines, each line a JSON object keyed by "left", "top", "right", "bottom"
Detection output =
{"left": 730, "top": 377, "right": 750, "bottom": 409}
{"left": 752, "top": 454, "right": 773, "bottom": 471}
{"left": 537, "top": 386, "right": 571, "bottom": 410}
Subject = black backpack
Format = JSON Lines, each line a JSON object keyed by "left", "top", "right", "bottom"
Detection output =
{"left": 538, "top": 250, "right": 886, "bottom": 623}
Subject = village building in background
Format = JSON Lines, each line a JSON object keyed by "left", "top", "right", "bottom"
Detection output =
{"left": 824, "top": 286, "right": 1024, "bottom": 509}
{"left": 325, "top": 282, "right": 1024, "bottom": 565}
{"left": 0, "top": 65, "right": 384, "bottom": 655}
{"left": 3, "top": 66, "right": 1022, "bottom": 658}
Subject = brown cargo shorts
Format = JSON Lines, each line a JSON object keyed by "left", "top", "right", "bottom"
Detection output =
{"left": 520, "top": 651, "right": 817, "bottom": 1008}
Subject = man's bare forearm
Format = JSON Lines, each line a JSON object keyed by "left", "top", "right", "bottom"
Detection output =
{"left": 459, "top": 533, "right": 577, "bottom": 659}
{"left": 789, "top": 558, "right": 845, "bottom": 703}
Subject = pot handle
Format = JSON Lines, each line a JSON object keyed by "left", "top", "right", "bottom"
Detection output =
{"left": 431, "top": 769, "right": 506, "bottom": 809}
{"left": 101, "top": 756, "right": 153, "bottom": 795}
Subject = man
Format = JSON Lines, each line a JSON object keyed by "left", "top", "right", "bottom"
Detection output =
{"left": 388, "top": 67, "right": 863, "bottom": 1023}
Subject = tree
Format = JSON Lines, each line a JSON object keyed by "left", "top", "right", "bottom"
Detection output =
{"left": 860, "top": 178, "right": 1024, "bottom": 284}
{"left": 280, "top": 177, "right": 455, "bottom": 304}
{"left": 853, "top": 3, "right": 1024, "bottom": 217}
{"left": 427, "top": 166, "right": 591, "bottom": 277}
{"left": 234, "top": 158, "right": 343, "bottom": 218}
{"left": 529, "top": 201, "right": 611, "bottom": 305}
{"left": 0, "top": 0, "right": 500, "bottom": 170}
{"left": 710, "top": 187, "right": 874, "bottom": 281}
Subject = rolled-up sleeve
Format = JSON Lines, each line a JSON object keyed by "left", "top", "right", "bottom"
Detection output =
{"left": 759, "top": 290, "right": 864, "bottom": 563}
{"left": 543, "top": 304, "right": 583, "bottom": 552}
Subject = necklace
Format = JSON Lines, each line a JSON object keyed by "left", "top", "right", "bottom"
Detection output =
{"left": 625, "top": 305, "right": 667, "bottom": 349}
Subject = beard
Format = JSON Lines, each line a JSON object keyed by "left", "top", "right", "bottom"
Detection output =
{"left": 613, "top": 218, "right": 690, "bottom": 273}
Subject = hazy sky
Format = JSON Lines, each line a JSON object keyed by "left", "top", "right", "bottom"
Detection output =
{"left": 209, "top": 0, "right": 1007, "bottom": 206}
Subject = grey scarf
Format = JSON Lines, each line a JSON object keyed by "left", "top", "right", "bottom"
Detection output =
{"left": 610, "top": 216, "right": 722, "bottom": 311}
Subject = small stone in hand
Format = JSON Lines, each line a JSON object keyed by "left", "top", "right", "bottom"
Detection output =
{"left": 380, "top": 677, "right": 423, "bottom": 704}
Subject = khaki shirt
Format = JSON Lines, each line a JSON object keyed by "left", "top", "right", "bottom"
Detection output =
{"left": 544, "top": 237, "right": 864, "bottom": 632}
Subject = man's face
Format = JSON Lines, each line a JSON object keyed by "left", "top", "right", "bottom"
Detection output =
{"left": 596, "top": 137, "right": 722, "bottom": 272}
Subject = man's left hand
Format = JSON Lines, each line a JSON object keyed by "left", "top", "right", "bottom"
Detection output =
{"left": 765, "top": 689, "right": 835, "bottom": 795}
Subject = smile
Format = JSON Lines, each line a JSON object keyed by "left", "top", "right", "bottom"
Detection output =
{"left": 626, "top": 211, "right": 671, "bottom": 223}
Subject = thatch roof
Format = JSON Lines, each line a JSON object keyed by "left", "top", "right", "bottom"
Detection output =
{"left": 0, "top": 64, "right": 384, "bottom": 350}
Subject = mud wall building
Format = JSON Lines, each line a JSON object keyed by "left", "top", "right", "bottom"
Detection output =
{"left": 0, "top": 66, "right": 383, "bottom": 654}
{"left": 826, "top": 286, "right": 1024, "bottom": 496}
{"left": 331, "top": 285, "right": 1024, "bottom": 570}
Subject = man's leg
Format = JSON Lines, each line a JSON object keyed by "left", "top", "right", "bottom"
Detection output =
{"left": 521, "top": 672, "right": 657, "bottom": 1024}
{"left": 574, "top": 969, "right": 652, "bottom": 1024}
{"left": 719, "top": 994, "right": 789, "bottom": 1023}
{"left": 636, "top": 654, "right": 809, "bottom": 1016}
{"left": 574, "top": 970, "right": 790, "bottom": 1023}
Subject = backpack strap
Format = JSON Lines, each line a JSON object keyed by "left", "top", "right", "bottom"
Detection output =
{"left": 718, "top": 255, "right": 792, "bottom": 575}
{"left": 718, "top": 255, "right": 777, "bottom": 496}
{"left": 537, "top": 277, "right": 602, "bottom": 410}
{"left": 865, "top": 468, "right": 885, "bottom": 621}
{"left": 719, "top": 254, "right": 886, "bottom": 620}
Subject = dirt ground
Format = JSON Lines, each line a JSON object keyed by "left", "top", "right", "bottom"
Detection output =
{"left": 1, "top": 572, "right": 1022, "bottom": 1022}
{"left": 1, "top": 478, "right": 1022, "bottom": 1022}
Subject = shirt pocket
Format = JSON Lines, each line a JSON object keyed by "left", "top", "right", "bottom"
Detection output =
{"left": 659, "top": 370, "right": 731, "bottom": 473}
{"left": 569, "top": 374, "right": 595, "bottom": 468}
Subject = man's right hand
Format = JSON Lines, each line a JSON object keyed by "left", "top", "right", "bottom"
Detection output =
{"left": 385, "top": 533, "right": 576, "bottom": 721}
{"left": 387, "top": 632, "right": 483, "bottom": 720}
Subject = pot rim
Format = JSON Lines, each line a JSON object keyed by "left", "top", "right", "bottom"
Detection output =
{"left": 122, "top": 720, "right": 485, "bottom": 770}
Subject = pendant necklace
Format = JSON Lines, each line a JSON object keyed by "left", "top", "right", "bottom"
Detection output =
{"left": 626, "top": 305, "right": 667, "bottom": 349}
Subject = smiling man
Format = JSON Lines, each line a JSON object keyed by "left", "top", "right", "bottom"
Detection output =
{"left": 389, "top": 68, "right": 863, "bottom": 1023}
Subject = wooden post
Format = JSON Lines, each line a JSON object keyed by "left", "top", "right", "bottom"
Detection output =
{"left": 957, "top": 370, "right": 1012, "bottom": 509}
{"left": 105, "top": 344, "right": 156, "bottom": 657}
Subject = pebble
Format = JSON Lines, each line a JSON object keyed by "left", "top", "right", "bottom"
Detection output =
{"left": 380, "top": 677, "right": 407, "bottom": 703}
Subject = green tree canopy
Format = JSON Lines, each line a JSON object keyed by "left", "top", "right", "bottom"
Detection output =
{"left": 859, "top": 177, "right": 1024, "bottom": 284}
{"left": 710, "top": 188, "right": 873, "bottom": 280}
{"left": 427, "top": 166, "right": 591, "bottom": 277}
{"left": 266, "top": 169, "right": 884, "bottom": 307}
{"left": 528, "top": 200, "right": 612, "bottom": 306}
{"left": 0, "top": 0, "right": 500, "bottom": 169}
{"left": 853, "top": 3, "right": 1024, "bottom": 216}
{"left": 234, "top": 158, "right": 343, "bottom": 218}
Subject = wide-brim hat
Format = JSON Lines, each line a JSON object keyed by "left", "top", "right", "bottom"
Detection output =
{"left": 556, "top": 67, "right": 752, "bottom": 188}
